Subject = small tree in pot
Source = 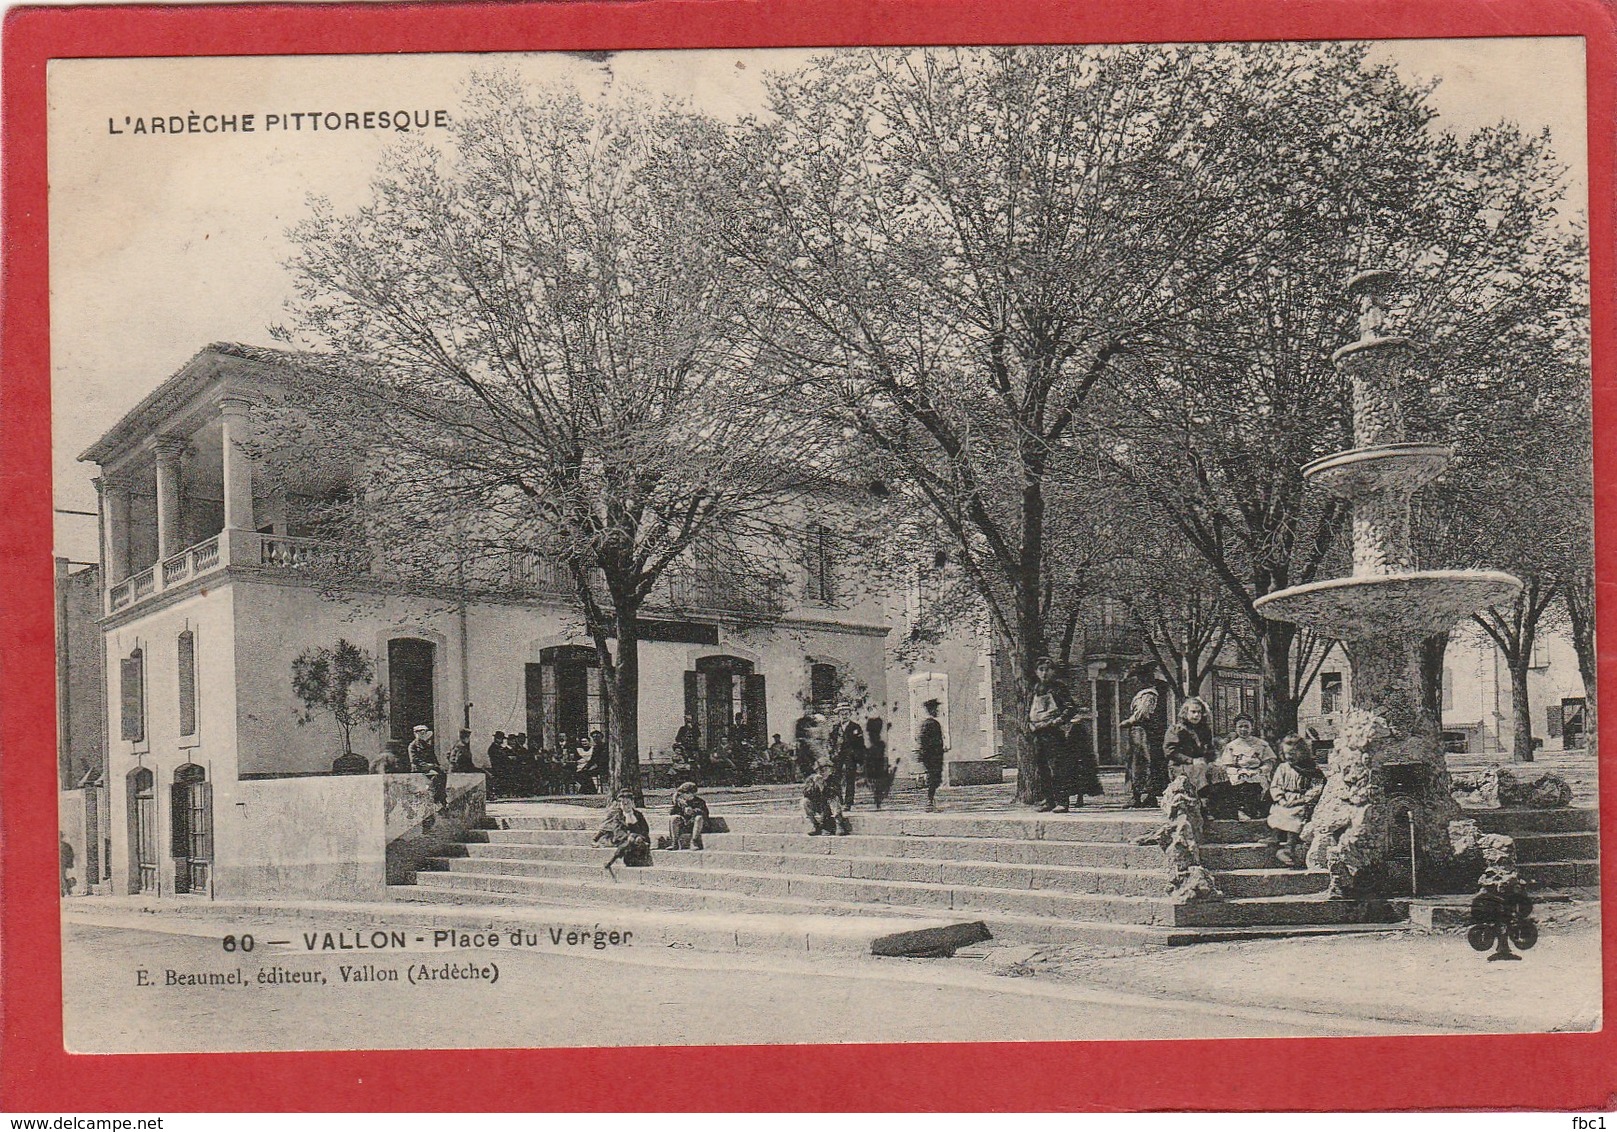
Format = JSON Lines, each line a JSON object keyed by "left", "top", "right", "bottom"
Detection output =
{"left": 292, "top": 639, "right": 389, "bottom": 773}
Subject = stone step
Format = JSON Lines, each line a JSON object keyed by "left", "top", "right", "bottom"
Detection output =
{"left": 475, "top": 828, "right": 1175, "bottom": 869}
{"left": 1465, "top": 808, "right": 1599, "bottom": 833}
{"left": 1517, "top": 860, "right": 1601, "bottom": 889}
{"left": 449, "top": 843, "right": 1330, "bottom": 899}
{"left": 405, "top": 866, "right": 1390, "bottom": 933}
{"left": 490, "top": 808, "right": 1169, "bottom": 842}
{"left": 378, "top": 889, "right": 971, "bottom": 954}
{"left": 1511, "top": 832, "right": 1599, "bottom": 863}
{"left": 392, "top": 880, "right": 1193, "bottom": 947}
{"left": 442, "top": 844, "right": 1329, "bottom": 899}
{"left": 427, "top": 860, "right": 1179, "bottom": 923}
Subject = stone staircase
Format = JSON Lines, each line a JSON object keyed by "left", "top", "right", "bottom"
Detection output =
{"left": 1468, "top": 807, "right": 1601, "bottom": 891}
{"left": 390, "top": 804, "right": 1416, "bottom": 946}
{"left": 389, "top": 798, "right": 1597, "bottom": 948}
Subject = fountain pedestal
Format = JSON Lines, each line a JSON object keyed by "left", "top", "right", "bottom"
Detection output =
{"left": 1255, "top": 270, "right": 1520, "bottom": 899}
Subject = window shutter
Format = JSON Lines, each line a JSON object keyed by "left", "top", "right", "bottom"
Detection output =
{"left": 1547, "top": 705, "right": 1562, "bottom": 739}
{"left": 170, "top": 782, "right": 190, "bottom": 858}
{"left": 744, "top": 674, "right": 768, "bottom": 746}
{"left": 177, "top": 631, "right": 197, "bottom": 737}
{"left": 120, "top": 650, "right": 145, "bottom": 742}
{"left": 194, "top": 782, "right": 213, "bottom": 862}
{"left": 683, "top": 671, "right": 701, "bottom": 747}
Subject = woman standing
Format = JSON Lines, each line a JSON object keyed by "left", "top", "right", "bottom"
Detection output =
{"left": 1027, "top": 657, "right": 1078, "bottom": 813}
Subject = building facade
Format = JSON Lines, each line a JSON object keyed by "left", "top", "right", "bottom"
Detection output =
{"left": 1296, "top": 623, "right": 1588, "bottom": 756}
{"left": 81, "top": 344, "right": 907, "bottom": 900}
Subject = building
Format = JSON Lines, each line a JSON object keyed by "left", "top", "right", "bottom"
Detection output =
{"left": 56, "top": 558, "right": 107, "bottom": 893}
{"left": 1296, "top": 623, "right": 1588, "bottom": 756}
{"left": 80, "top": 343, "right": 909, "bottom": 900}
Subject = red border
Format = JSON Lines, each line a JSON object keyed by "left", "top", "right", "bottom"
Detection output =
{"left": 4, "top": 0, "right": 1615, "bottom": 1112}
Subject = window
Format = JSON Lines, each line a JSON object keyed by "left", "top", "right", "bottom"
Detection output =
{"left": 810, "top": 662, "right": 842, "bottom": 710}
{"left": 1320, "top": 672, "right": 1343, "bottom": 716}
{"left": 805, "top": 525, "right": 835, "bottom": 605}
{"left": 177, "top": 630, "right": 197, "bottom": 738}
{"left": 119, "top": 648, "right": 145, "bottom": 743}
{"left": 529, "top": 646, "right": 603, "bottom": 753}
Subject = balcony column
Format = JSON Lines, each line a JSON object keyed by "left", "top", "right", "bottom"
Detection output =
{"left": 220, "top": 397, "right": 256, "bottom": 533}
{"left": 100, "top": 476, "right": 131, "bottom": 584}
{"left": 153, "top": 437, "right": 186, "bottom": 562}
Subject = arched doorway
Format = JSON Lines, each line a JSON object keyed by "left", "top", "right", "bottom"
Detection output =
{"left": 685, "top": 655, "right": 767, "bottom": 754}
{"left": 126, "top": 767, "right": 156, "bottom": 895}
{"left": 170, "top": 764, "right": 212, "bottom": 895}
{"left": 388, "top": 638, "right": 436, "bottom": 745}
{"left": 527, "top": 645, "right": 604, "bottom": 753}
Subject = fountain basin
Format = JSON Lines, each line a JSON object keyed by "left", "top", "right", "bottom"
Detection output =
{"left": 1254, "top": 571, "right": 1522, "bottom": 640}
{"left": 1304, "top": 444, "right": 1454, "bottom": 499}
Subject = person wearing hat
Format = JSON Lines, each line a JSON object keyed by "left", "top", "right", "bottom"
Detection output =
{"left": 916, "top": 697, "right": 946, "bottom": 812}
{"left": 801, "top": 760, "right": 850, "bottom": 836}
{"left": 449, "top": 728, "right": 476, "bottom": 774}
{"left": 408, "top": 724, "right": 446, "bottom": 805}
{"left": 668, "top": 781, "right": 710, "bottom": 851}
{"left": 485, "top": 731, "right": 509, "bottom": 800}
{"left": 594, "top": 789, "right": 652, "bottom": 873}
{"left": 1120, "top": 660, "right": 1171, "bottom": 808}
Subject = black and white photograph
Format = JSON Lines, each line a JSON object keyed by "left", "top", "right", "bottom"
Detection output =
{"left": 49, "top": 39, "right": 1600, "bottom": 1053}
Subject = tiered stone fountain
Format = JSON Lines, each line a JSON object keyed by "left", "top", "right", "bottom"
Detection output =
{"left": 1254, "top": 270, "right": 1521, "bottom": 899}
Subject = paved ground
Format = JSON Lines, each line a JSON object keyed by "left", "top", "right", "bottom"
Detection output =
{"left": 957, "top": 901, "right": 1603, "bottom": 1035}
{"left": 62, "top": 896, "right": 1600, "bottom": 1052}
{"left": 61, "top": 917, "right": 1431, "bottom": 1053}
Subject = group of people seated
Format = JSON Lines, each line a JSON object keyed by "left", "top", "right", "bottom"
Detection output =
{"left": 593, "top": 781, "right": 711, "bottom": 873}
{"left": 671, "top": 716, "right": 799, "bottom": 787}
{"left": 1168, "top": 700, "right": 1327, "bottom": 867}
{"left": 485, "top": 729, "right": 608, "bottom": 799}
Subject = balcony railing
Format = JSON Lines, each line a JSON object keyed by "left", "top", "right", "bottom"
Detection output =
{"left": 105, "top": 531, "right": 361, "bottom": 615}
{"left": 1082, "top": 625, "right": 1149, "bottom": 659}
{"left": 658, "top": 567, "right": 787, "bottom": 620}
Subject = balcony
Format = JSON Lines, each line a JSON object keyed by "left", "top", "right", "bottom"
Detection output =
{"left": 657, "top": 566, "right": 787, "bottom": 621}
{"left": 1081, "top": 624, "right": 1149, "bottom": 659}
{"left": 105, "top": 531, "right": 364, "bottom": 615}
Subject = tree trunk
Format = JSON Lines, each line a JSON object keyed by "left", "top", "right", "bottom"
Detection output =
{"left": 1419, "top": 631, "right": 1449, "bottom": 731}
{"left": 1509, "top": 654, "right": 1535, "bottom": 763}
{"left": 1259, "top": 621, "right": 1298, "bottom": 741}
{"left": 608, "top": 616, "right": 643, "bottom": 801}
{"left": 1566, "top": 579, "right": 1597, "bottom": 756}
{"left": 1013, "top": 626, "right": 1043, "bottom": 805}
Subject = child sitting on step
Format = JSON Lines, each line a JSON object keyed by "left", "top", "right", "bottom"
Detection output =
{"left": 1267, "top": 735, "right": 1325, "bottom": 867}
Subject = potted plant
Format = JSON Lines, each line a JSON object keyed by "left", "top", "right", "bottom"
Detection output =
{"left": 292, "top": 639, "right": 389, "bottom": 773}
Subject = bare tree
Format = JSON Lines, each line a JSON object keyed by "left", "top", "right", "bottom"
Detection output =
{"left": 710, "top": 45, "right": 1293, "bottom": 799}
{"left": 278, "top": 76, "right": 822, "bottom": 798}
{"left": 1107, "top": 45, "right": 1581, "bottom": 739}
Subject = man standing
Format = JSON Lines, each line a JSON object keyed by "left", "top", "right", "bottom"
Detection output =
{"left": 674, "top": 714, "right": 702, "bottom": 784}
{"left": 485, "top": 731, "right": 508, "bottom": 800}
{"left": 449, "top": 728, "right": 476, "bottom": 773}
{"left": 1120, "top": 661, "right": 1171, "bottom": 808}
{"left": 917, "top": 698, "right": 946, "bottom": 812}
{"left": 408, "top": 724, "right": 445, "bottom": 805}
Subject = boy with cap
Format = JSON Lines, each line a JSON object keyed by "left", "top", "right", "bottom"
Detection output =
{"left": 668, "top": 781, "right": 710, "bottom": 850}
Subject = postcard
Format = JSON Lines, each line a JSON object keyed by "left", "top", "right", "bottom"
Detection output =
{"left": 5, "top": 0, "right": 1614, "bottom": 1113}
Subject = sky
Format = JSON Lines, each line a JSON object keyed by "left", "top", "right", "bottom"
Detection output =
{"left": 46, "top": 38, "right": 1591, "bottom": 564}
